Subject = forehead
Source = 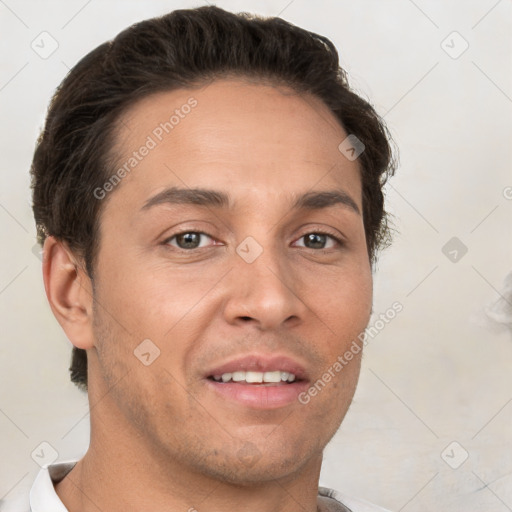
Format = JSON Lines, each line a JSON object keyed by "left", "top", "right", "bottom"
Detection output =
{"left": 106, "top": 78, "right": 361, "bottom": 212}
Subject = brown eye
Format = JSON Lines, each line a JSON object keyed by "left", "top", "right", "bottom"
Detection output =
{"left": 165, "top": 232, "right": 214, "bottom": 250}
{"left": 295, "top": 232, "right": 340, "bottom": 250}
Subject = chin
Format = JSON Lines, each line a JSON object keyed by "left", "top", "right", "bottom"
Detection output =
{"left": 196, "top": 441, "right": 320, "bottom": 486}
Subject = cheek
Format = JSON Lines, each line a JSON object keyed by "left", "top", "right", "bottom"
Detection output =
{"left": 92, "top": 258, "right": 224, "bottom": 393}
{"left": 95, "top": 253, "right": 213, "bottom": 337}
{"left": 310, "top": 264, "right": 373, "bottom": 346}
{"left": 90, "top": 285, "right": 192, "bottom": 431}
{"left": 290, "top": 262, "right": 371, "bottom": 416}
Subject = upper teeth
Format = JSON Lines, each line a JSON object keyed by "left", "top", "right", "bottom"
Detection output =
{"left": 212, "top": 371, "right": 296, "bottom": 383}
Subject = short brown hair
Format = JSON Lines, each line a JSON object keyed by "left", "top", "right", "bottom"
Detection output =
{"left": 31, "top": 5, "right": 397, "bottom": 391}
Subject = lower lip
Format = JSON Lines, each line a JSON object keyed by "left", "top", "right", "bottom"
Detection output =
{"left": 206, "top": 380, "right": 310, "bottom": 409}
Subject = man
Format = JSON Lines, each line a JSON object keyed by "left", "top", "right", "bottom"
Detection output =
{"left": 28, "top": 5, "right": 396, "bottom": 511}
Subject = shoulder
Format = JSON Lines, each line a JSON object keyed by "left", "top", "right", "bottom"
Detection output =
{"left": 318, "top": 486, "right": 394, "bottom": 512}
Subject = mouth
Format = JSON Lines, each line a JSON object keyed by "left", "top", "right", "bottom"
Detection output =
{"left": 208, "top": 370, "right": 299, "bottom": 385}
{"left": 204, "top": 354, "right": 310, "bottom": 409}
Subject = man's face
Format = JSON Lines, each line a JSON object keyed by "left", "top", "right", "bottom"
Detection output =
{"left": 89, "top": 79, "right": 372, "bottom": 483}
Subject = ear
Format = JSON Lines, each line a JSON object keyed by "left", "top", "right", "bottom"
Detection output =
{"left": 42, "top": 236, "right": 95, "bottom": 350}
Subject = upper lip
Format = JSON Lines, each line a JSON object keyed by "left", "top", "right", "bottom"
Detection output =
{"left": 206, "top": 354, "right": 309, "bottom": 381}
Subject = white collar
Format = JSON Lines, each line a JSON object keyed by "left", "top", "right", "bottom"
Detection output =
{"left": 29, "top": 460, "right": 77, "bottom": 512}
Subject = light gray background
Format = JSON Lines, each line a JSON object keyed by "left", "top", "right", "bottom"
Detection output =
{"left": 1, "top": 1, "right": 511, "bottom": 510}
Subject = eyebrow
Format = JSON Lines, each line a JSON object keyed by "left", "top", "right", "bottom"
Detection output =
{"left": 142, "top": 187, "right": 360, "bottom": 215}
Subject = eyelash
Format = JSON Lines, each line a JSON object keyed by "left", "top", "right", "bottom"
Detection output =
{"left": 162, "top": 228, "right": 344, "bottom": 251}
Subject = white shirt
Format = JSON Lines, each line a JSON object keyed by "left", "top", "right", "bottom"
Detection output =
{"left": 5, "top": 460, "right": 393, "bottom": 512}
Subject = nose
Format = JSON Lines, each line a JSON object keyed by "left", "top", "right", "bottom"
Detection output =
{"left": 222, "top": 241, "right": 308, "bottom": 331}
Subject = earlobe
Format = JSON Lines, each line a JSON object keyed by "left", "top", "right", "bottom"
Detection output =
{"left": 42, "top": 236, "right": 95, "bottom": 350}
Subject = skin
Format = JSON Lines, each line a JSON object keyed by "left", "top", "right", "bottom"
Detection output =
{"left": 44, "top": 78, "right": 373, "bottom": 512}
